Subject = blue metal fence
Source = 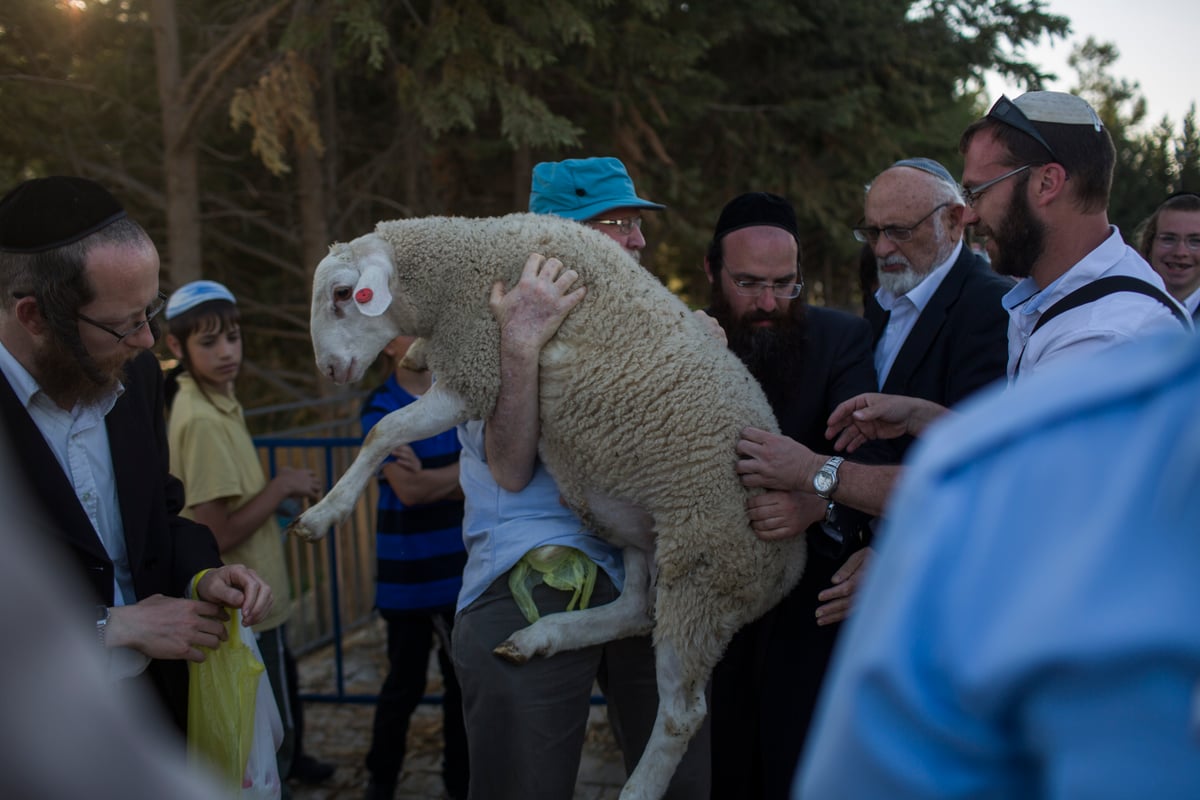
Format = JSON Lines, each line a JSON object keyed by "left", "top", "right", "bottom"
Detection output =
{"left": 257, "top": 434, "right": 382, "bottom": 703}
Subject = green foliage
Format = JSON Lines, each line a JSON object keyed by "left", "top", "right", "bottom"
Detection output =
{"left": 1067, "top": 39, "right": 1198, "bottom": 240}
{"left": 4, "top": 0, "right": 1126, "bottom": 415}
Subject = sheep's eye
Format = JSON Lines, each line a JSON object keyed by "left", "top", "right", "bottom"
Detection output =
{"left": 333, "top": 286, "right": 352, "bottom": 302}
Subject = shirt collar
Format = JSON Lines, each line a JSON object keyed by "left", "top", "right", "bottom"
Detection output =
{"left": 177, "top": 372, "right": 241, "bottom": 415}
{"left": 0, "top": 337, "right": 124, "bottom": 417}
{"left": 1003, "top": 225, "right": 1126, "bottom": 317}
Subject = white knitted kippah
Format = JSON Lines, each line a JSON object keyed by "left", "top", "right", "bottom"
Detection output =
{"left": 1013, "top": 91, "right": 1103, "bottom": 131}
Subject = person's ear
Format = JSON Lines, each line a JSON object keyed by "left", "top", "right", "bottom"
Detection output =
{"left": 1032, "top": 162, "right": 1069, "bottom": 207}
{"left": 14, "top": 296, "right": 48, "bottom": 336}
{"left": 703, "top": 257, "right": 717, "bottom": 285}
{"left": 945, "top": 203, "right": 967, "bottom": 239}
{"left": 165, "top": 333, "right": 185, "bottom": 360}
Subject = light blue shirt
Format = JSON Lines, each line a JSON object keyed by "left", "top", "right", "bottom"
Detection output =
{"left": 455, "top": 420, "right": 624, "bottom": 613}
{"left": 873, "top": 240, "right": 962, "bottom": 387}
{"left": 0, "top": 340, "right": 132, "bottom": 605}
{"left": 797, "top": 332, "right": 1200, "bottom": 799}
{"left": 1002, "top": 226, "right": 1189, "bottom": 382}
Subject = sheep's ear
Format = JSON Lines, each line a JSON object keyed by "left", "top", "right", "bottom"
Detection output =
{"left": 353, "top": 250, "right": 393, "bottom": 317}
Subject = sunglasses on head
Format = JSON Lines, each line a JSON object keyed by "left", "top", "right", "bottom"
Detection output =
{"left": 987, "top": 95, "right": 1060, "bottom": 164}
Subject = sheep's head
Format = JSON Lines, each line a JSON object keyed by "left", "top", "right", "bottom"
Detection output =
{"left": 310, "top": 232, "right": 403, "bottom": 384}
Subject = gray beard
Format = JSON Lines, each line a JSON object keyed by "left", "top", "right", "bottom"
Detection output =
{"left": 877, "top": 265, "right": 927, "bottom": 297}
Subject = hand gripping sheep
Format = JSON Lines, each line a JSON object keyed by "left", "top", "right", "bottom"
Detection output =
{"left": 291, "top": 213, "right": 807, "bottom": 800}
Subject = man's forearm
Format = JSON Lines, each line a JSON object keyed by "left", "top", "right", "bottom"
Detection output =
{"left": 484, "top": 344, "right": 542, "bottom": 491}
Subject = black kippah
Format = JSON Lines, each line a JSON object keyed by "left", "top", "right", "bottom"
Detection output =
{"left": 0, "top": 176, "right": 127, "bottom": 254}
{"left": 713, "top": 192, "right": 799, "bottom": 242}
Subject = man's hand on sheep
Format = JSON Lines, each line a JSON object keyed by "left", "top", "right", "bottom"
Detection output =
{"left": 746, "top": 490, "right": 825, "bottom": 541}
{"left": 735, "top": 427, "right": 822, "bottom": 493}
{"left": 490, "top": 254, "right": 586, "bottom": 356}
{"left": 815, "top": 547, "right": 873, "bottom": 626}
{"left": 485, "top": 254, "right": 587, "bottom": 493}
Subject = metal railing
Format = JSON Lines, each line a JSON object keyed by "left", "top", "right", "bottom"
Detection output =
{"left": 257, "top": 434, "right": 382, "bottom": 703}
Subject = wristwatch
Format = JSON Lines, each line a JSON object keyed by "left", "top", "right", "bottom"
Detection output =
{"left": 813, "top": 456, "right": 844, "bottom": 499}
{"left": 95, "top": 604, "right": 110, "bottom": 647}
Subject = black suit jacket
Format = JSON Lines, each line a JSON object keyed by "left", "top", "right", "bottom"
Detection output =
{"left": 776, "top": 306, "right": 882, "bottom": 455}
{"left": 866, "top": 247, "right": 1012, "bottom": 459}
{"left": 0, "top": 349, "right": 221, "bottom": 729}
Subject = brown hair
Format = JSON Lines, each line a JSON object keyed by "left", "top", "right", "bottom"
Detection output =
{"left": 1135, "top": 192, "right": 1200, "bottom": 260}
{"left": 960, "top": 118, "right": 1115, "bottom": 214}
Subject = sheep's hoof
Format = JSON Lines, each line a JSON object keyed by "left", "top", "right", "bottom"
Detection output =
{"left": 286, "top": 517, "right": 324, "bottom": 542}
{"left": 493, "top": 640, "right": 529, "bottom": 664}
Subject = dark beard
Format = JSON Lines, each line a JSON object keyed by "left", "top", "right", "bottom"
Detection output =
{"left": 32, "top": 331, "right": 130, "bottom": 407}
{"left": 989, "top": 175, "right": 1044, "bottom": 279}
{"left": 709, "top": 288, "right": 807, "bottom": 414}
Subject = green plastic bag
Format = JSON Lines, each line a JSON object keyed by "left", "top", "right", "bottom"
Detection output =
{"left": 508, "top": 545, "right": 597, "bottom": 624}
{"left": 186, "top": 572, "right": 264, "bottom": 794}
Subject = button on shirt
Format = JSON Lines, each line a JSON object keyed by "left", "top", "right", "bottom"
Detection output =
{"left": 0, "top": 341, "right": 135, "bottom": 601}
{"left": 873, "top": 240, "right": 963, "bottom": 387}
{"left": 1003, "top": 226, "right": 1189, "bottom": 383}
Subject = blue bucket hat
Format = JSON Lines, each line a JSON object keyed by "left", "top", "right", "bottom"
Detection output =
{"left": 166, "top": 280, "right": 236, "bottom": 320}
{"left": 529, "top": 157, "right": 665, "bottom": 221}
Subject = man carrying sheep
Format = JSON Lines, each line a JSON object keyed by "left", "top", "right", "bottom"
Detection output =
{"left": 702, "top": 192, "right": 888, "bottom": 798}
{"left": 449, "top": 157, "right": 711, "bottom": 799}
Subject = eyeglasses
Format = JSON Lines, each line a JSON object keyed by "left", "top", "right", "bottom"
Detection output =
{"left": 987, "top": 95, "right": 1062, "bottom": 163}
{"left": 731, "top": 278, "right": 804, "bottom": 299}
{"left": 961, "top": 164, "right": 1032, "bottom": 207}
{"left": 589, "top": 216, "right": 643, "bottom": 236}
{"left": 77, "top": 291, "right": 168, "bottom": 342}
{"left": 853, "top": 202, "right": 952, "bottom": 244}
{"left": 1155, "top": 233, "right": 1200, "bottom": 252}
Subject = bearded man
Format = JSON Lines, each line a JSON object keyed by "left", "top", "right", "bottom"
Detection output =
{"left": 704, "top": 192, "right": 888, "bottom": 799}
{"left": 0, "top": 176, "right": 272, "bottom": 736}
{"left": 856, "top": 157, "right": 1012, "bottom": 459}
{"left": 959, "top": 92, "right": 1190, "bottom": 381}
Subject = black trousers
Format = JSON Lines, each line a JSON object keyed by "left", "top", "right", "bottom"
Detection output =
{"left": 710, "top": 547, "right": 846, "bottom": 800}
{"left": 364, "top": 608, "right": 469, "bottom": 797}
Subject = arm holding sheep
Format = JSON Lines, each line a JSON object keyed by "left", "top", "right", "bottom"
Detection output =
{"left": 484, "top": 254, "right": 586, "bottom": 491}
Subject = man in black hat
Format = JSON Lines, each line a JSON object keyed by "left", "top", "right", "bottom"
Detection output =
{"left": 0, "top": 176, "right": 273, "bottom": 733}
{"left": 703, "top": 191, "right": 888, "bottom": 798}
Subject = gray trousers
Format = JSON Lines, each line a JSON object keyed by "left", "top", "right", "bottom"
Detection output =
{"left": 452, "top": 570, "right": 711, "bottom": 800}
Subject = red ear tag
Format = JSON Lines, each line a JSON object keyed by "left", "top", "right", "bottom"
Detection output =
{"left": 355, "top": 288, "right": 374, "bottom": 304}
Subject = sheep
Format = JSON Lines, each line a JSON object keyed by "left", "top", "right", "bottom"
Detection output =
{"left": 290, "top": 212, "right": 808, "bottom": 800}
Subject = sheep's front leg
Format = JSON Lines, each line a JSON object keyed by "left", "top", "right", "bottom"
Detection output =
{"left": 494, "top": 546, "right": 653, "bottom": 663}
{"left": 288, "top": 386, "right": 469, "bottom": 541}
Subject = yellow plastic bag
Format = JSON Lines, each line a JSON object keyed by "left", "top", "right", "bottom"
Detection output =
{"left": 186, "top": 573, "right": 264, "bottom": 794}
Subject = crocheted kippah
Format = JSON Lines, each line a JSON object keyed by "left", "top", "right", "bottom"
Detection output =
{"left": 0, "top": 176, "right": 127, "bottom": 253}
{"left": 892, "top": 157, "right": 957, "bottom": 186}
{"left": 166, "top": 280, "right": 237, "bottom": 320}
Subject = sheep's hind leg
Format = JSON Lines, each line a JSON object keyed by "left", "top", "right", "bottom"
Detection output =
{"left": 494, "top": 547, "right": 652, "bottom": 663}
{"left": 288, "top": 387, "right": 468, "bottom": 541}
{"left": 618, "top": 634, "right": 707, "bottom": 800}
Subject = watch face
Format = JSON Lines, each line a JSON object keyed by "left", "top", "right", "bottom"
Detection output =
{"left": 814, "top": 472, "right": 834, "bottom": 494}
